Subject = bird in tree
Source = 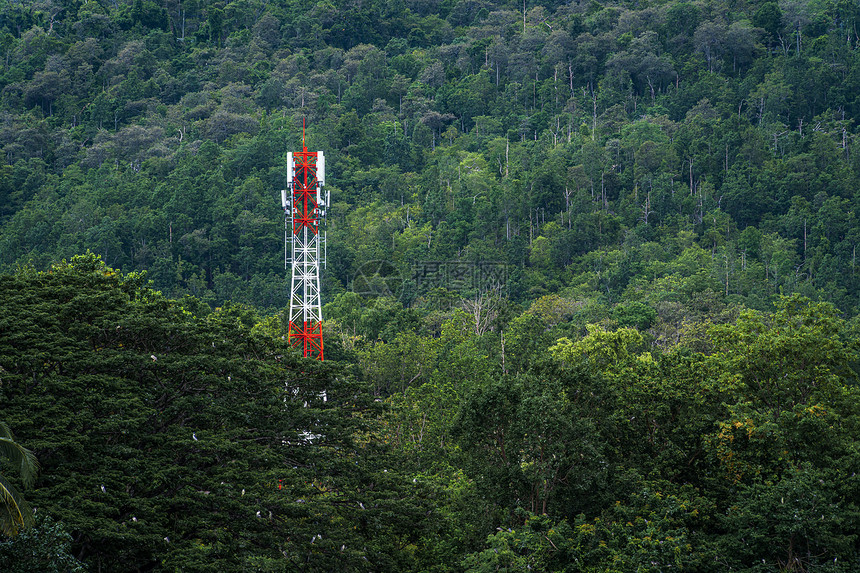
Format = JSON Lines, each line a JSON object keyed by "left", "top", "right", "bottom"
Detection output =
{"left": 0, "top": 421, "right": 38, "bottom": 536}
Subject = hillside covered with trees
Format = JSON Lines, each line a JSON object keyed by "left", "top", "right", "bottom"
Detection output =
{"left": 3, "top": 0, "right": 860, "bottom": 569}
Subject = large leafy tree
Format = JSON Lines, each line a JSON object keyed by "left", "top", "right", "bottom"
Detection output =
{"left": 0, "top": 253, "right": 439, "bottom": 570}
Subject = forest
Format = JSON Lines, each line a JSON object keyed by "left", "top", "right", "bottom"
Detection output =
{"left": 2, "top": 0, "right": 860, "bottom": 569}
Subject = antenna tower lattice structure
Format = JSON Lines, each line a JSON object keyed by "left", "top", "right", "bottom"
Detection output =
{"left": 282, "top": 127, "right": 327, "bottom": 360}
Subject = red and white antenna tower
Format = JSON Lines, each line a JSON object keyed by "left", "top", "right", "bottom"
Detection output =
{"left": 282, "top": 121, "right": 327, "bottom": 360}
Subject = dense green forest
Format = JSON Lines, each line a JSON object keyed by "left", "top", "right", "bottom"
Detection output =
{"left": 3, "top": 0, "right": 860, "bottom": 569}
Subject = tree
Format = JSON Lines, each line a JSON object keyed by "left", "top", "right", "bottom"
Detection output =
{"left": 0, "top": 515, "right": 86, "bottom": 572}
{"left": 0, "top": 254, "right": 441, "bottom": 570}
{"left": 753, "top": 2, "right": 783, "bottom": 46}
{"left": 0, "top": 422, "right": 38, "bottom": 537}
{"left": 699, "top": 296, "right": 860, "bottom": 568}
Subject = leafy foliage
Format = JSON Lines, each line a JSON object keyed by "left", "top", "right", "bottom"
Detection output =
{"left": 0, "top": 254, "right": 454, "bottom": 570}
{"left": 2, "top": 0, "right": 860, "bottom": 318}
{"left": 4, "top": 0, "right": 860, "bottom": 568}
{"left": 0, "top": 515, "right": 86, "bottom": 573}
{"left": 0, "top": 421, "right": 39, "bottom": 536}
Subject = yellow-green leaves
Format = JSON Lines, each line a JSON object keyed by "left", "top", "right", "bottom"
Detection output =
{"left": 550, "top": 324, "right": 645, "bottom": 370}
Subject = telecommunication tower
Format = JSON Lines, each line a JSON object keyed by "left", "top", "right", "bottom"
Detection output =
{"left": 281, "top": 125, "right": 328, "bottom": 360}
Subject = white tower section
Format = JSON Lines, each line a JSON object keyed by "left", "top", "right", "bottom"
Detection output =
{"left": 283, "top": 144, "right": 327, "bottom": 360}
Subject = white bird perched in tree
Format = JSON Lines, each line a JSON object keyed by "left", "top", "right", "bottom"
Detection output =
{"left": 100, "top": 485, "right": 106, "bottom": 493}
{"left": 151, "top": 355, "right": 157, "bottom": 361}
{"left": 256, "top": 511, "right": 261, "bottom": 518}
{"left": 192, "top": 432, "right": 197, "bottom": 441}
